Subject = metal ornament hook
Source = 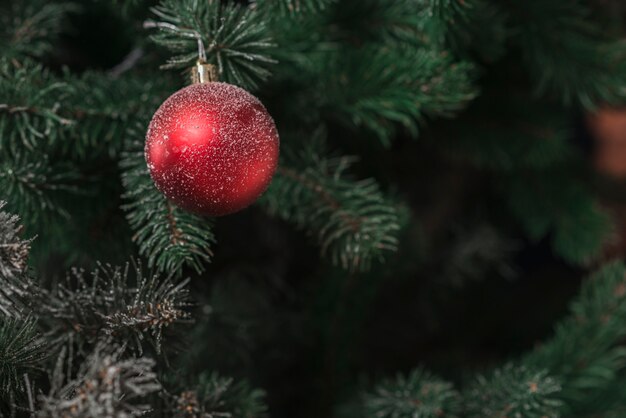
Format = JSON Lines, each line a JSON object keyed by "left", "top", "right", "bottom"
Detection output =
{"left": 143, "top": 19, "right": 218, "bottom": 84}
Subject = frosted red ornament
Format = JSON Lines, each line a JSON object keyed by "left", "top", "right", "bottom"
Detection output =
{"left": 145, "top": 82, "right": 280, "bottom": 216}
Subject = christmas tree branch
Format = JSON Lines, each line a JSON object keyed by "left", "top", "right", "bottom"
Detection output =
{"left": 1, "top": 204, "right": 192, "bottom": 355}
{"left": 0, "top": 155, "right": 81, "bottom": 228}
{"left": 169, "top": 372, "right": 267, "bottom": 418}
{"left": 525, "top": 262, "right": 626, "bottom": 415}
{"left": 463, "top": 364, "right": 562, "bottom": 418}
{"left": 0, "top": 202, "right": 32, "bottom": 284}
{"left": 0, "top": 58, "right": 171, "bottom": 158}
{"left": 318, "top": 44, "right": 477, "bottom": 146}
{"left": 363, "top": 368, "right": 460, "bottom": 418}
{"left": 254, "top": 0, "right": 335, "bottom": 16}
{"left": 147, "top": 0, "right": 276, "bottom": 90}
{"left": 422, "top": 0, "right": 506, "bottom": 60}
{"left": 0, "top": 201, "right": 36, "bottom": 318}
{"left": 0, "top": 58, "right": 74, "bottom": 151}
{"left": 508, "top": 0, "right": 626, "bottom": 107}
{"left": 441, "top": 95, "right": 572, "bottom": 171}
{"left": 261, "top": 137, "right": 402, "bottom": 271}
{"left": 35, "top": 262, "right": 192, "bottom": 355}
{"left": 61, "top": 71, "right": 173, "bottom": 159}
{"left": 0, "top": 317, "right": 47, "bottom": 400}
{"left": 120, "top": 127, "right": 216, "bottom": 276}
{"left": 0, "top": 203, "right": 267, "bottom": 416}
{"left": 38, "top": 342, "right": 161, "bottom": 418}
{"left": 0, "top": 1, "right": 76, "bottom": 59}
{"left": 435, "top": 88, "right": 610, "bottom": 265}
{"left": 502, "top": 166, "right": 611, "bottom": 264}
{"left": 325, "top": 0, "right": 424, "bottom": 45}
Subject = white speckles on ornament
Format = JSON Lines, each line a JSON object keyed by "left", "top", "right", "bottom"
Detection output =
{"left": 145, "top": 82, "right": 280, "bottom": 216}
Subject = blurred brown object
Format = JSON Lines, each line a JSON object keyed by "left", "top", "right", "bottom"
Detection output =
{"left": 587, "top": 107, "right": 626, "bottom": 261}
{"left": 587, "top": 107, "right": 626, "bottom": 179}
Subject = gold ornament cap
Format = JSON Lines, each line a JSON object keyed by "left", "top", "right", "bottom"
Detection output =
{"left": 190, "top": 61, "right": 218, "bottom": 84}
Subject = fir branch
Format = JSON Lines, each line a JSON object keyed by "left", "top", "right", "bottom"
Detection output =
{"left": 100, "top": 270, "right": 192, "bottom": 353}
{"left": 320, "top": 44, "right": 477, "bottom": 145}
{"left": 61, "top": 70, "right": 173, "bottom": 159}
{"left": 0, "top": 154, "right": 81, "bottom": 227}
{"left": 120, "top": 127, "right": 216, "bottom": 276}
{"left": 464, "top": 364, "right": 562, "bottom": 418}
{"left": 0, "top": 201, "right": 32, "bottom": 282}
{"left": 39, "top": 262, "right": 192, "bottom": 355}
{"left": 443, "top": 94, "right": 573, "bottom": 171}
{"left": 525, "top": 262, "right": 626, "bottom": 414}
{"left": 328, "top": 0, "right": 424, "bottom": 44}
{"left": 509, "top": 0, "right": 626, "bottom": 107}
{"left": 38, "top": 342, "right": 161, "bottom": 418}
{"left": 0, "top": 204, "right": 190, "bottom": 353}
{"left": 261, "top": 138, "right": 401, "bottom": 271}
{"left": 322, "top": 0, "right": 504, "bottom": 58}
{"left": 0, "top": 201, "right": 38, "bottom": 318}
{"left": 422, "top": 0, "right": 506, "bottom": 60}
{"left": 363, "top": 368, "right": 460, "bottom": 418}
{"left": 0, "top": 58, "right": 168, "bottom": 158}
{"left": 0, "top": 1, "right": 77, "bottom": 59}
{"left": 0, "top": 58, "right": 74, "bottom": 151}
{"left": 0, "top": 317, "right": 47, "bottom": 399}
{"left": 254, "top": 0, "right": 335, "bottom": 16}
{"left": 502, "top": 167, "right": 611, "bottom": 264}
{"left": 566, "top": 376, "right": 626, "bottom": 417}
{"left": 180, "top": 273, "right": 282, "bottom": 371}
{"left": 172, "top": 372, "right": 266, "bottom": 418}
{"left": 148, "top": 0, "right": 276, "bottom": 90}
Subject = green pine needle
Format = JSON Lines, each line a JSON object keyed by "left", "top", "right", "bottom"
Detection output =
{"left": 0, "top": 154, "right": 80, "bottom": 228}
{"left": 179, "top": 372, "right": 267, "bottom": 418}
{"left": 262, "top": 136, "right": 401, "bottom": 271}
{"left": 37, "top": 261, "right": 192, "bottom": 355}
{"left": 0, "top": 1, "right": 77, "bottom": 59}
{"left": 39, "top": 342, "right": 161, "bottom": 417}
{"left": 319, "top": 44, "right": 477, "bottom": 146}
{"left": 0, "top": 317, "right": 46, "bottom": 398}
{"left": 364, "top": 368, "right": 460, "bottom": 418}
{"left": 148, "top": 0, "right": 276, "bottom": 90}
{"left": 0, "top": 201, "right": 37, "bottom": 318}
{"left": 503, "top": 167, "right": 612, "bottom": 264}
{"left": 525, "top": 262, "right": 626, "bottom": 413}
{"left": 120, "top": 124, "right": 216, "bottom": 276}
{"left": 0, "top": 58, "right": 74, "bottom": 151}
{"left": 510, "top": 0, "right": 626, "bottom": 107}
{"left": 255, "top": 0, "right": 335, "bottom": 16}
{"left": 464, "top": 364, "right": 562, "bottom": 418}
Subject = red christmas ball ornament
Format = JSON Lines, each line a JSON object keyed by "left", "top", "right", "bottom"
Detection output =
{"left": 145, "top": 82, "right": 280, "bottom": 216}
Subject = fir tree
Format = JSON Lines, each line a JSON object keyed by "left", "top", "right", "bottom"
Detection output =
{"left": 2, "top": 0, "right": 626, "bottom": 417}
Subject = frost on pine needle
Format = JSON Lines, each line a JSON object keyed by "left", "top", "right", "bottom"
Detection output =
{"left": 170, "top": 372, "right": 267, "bottom": 418}
{"left": 41, "top": 262, "right": 192, "bottom": 354}
{"left": 0, "top": 317, "right": 47, "bottom": 399}
{"left": 0, "top": 201, "right": 39, "bottom": 318}
{"left": 0, "top": 201, "right": 32, "bottom": 279}
{"left": 0, "top": 201, "right": 192, "bottom": 354}
{"left": 38, "top": 342, "right": 161, "bottom": 418}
